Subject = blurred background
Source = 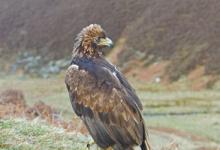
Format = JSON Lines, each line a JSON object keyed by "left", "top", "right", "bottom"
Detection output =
{"left": 0, "top": 0, "right": 220, "bottom": 149}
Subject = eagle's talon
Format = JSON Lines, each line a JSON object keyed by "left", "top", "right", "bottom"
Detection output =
{"left": 87, "top": 141, "right": 96, "bottom": 150}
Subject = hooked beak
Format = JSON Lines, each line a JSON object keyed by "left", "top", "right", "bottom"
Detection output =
{"left": 98, "top": 37, "right": 114, "bottom": 48}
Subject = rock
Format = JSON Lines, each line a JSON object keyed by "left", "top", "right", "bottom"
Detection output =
{"left": 10, "top": 52, "right": 70, "bottom": 77}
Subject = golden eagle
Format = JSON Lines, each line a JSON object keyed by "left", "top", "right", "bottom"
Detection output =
{"left": 65, "top": 24, "right": 150, "bottom": 150}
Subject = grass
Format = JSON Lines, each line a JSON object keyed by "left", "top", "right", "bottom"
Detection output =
{"left": 0, "top": 74, "right": 73, "bottom": 119}
{"left": 0, "top": 75, "right": 220, "bottom": 146}
{"left": 145, "top": 114, "right": 220, "bottom": 143}
{"left": 0, "top": 118, "right": 93, "bottom": 150}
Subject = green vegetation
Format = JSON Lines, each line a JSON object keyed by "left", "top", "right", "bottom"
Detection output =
{"left": 0, "top": 75, "right": 220, "bottom": 149}
{"left": 0, "top": 119, "right": 93, "bottom": 150}
{"left": 146, "top": 114, "right": 220, "bottom": 143}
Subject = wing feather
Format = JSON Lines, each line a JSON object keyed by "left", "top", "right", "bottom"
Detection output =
{"left": 65, "top": 61, "right": 145, "bottom": 148}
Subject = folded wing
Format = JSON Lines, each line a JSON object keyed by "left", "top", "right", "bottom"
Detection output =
{"left": 65, "top": 62, "right": 145, "bottom": 148}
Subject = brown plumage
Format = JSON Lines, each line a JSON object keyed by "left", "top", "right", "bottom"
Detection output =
{"left": 65, "top": 24, "right": 151, "bottom": 150}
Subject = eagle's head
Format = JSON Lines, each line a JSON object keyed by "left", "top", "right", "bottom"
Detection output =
{"left": 73, "top": 24, "right": 113, "bottom": 57}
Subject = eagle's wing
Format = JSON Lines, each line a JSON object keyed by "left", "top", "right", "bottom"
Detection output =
{"left": 114, "top": 68, "right": 143, "bottom": 110}
{"left": 65, "top": 63, "right": 145, "bottom": 148}
{"left": 97, "top": 58, "right": 143, "bottom": 110}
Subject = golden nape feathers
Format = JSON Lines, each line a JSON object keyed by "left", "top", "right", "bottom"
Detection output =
{"left": 73, "top": 24, "right": 113, "bottom": 57}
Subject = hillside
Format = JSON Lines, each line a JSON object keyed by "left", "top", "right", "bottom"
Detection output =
{"left": 0, "top": 0, "right": 147, "bottom": 58}
{"left": 0, "top": 0, "right": 220, "bottom": 82}
{"left": 118, "top": 0, "right": 220, "bottom": 80}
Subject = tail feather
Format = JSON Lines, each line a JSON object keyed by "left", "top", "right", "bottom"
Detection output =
{"left": 140, "top": 139, "right": 151, "bottom": 150}
{"left": 141, "top": 119, "right": 151, "bottom": 150}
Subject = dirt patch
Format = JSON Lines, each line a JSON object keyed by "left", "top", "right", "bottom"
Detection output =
{"left": 149, "top": 127, "right": 220, "bottom": 150}
{"left": 139, "top": 61, "right": 169, "bottom": 83}
{"left": 125, "top": 61, "right": 170, "bottom": 83}
{"left": 186, "top": 66, "right": 219, "bottom": 90}
{"left": 150, "top": 127, "right": 209, "bottom": 142}
{"left": 188, "top": 66, "right": 205, "bottom": 81}
{"left": 107, "top": 38, "right": 127, "bottom": 64}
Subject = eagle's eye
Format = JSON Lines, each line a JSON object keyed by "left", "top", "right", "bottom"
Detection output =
{"left": 94, "top": 37, "right": 101, "bottom": 44}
